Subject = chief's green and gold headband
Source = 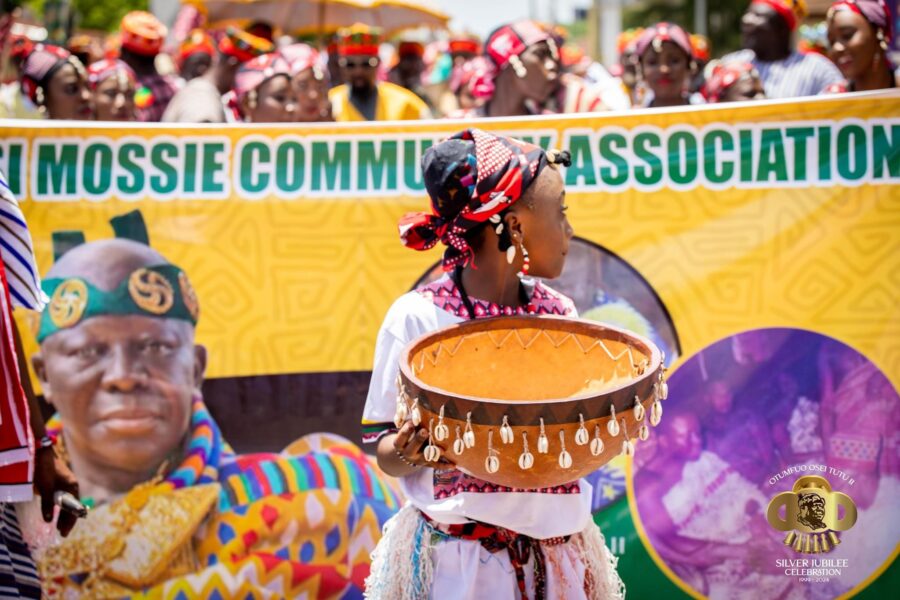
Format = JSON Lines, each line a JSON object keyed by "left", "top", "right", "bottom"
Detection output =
{"left": 37, "top": 211, "right": 200, "bottom": 343}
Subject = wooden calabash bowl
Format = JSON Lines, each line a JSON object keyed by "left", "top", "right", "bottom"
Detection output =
{"left": 397, "top": 315, "right": 667, "bottom": 489}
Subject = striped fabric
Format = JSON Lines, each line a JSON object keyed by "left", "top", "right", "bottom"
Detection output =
{"left": 721, "top": 49, "right": 844, "bottom": 99}
{"left": 0, "top": 260, "right": 33, "bottom": 504}
{"left": 0, "top": 171, "right": 45, "bottom": 311}
{"left": 0, "top": 503, "right": 40, "bottom": 599}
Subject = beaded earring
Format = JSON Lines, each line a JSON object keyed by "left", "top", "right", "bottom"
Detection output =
{"left": 517, "top": 239, "right": 530, "bottom": 278}
{"left": 509, "top": 54, "right": 528, "bottom": 78}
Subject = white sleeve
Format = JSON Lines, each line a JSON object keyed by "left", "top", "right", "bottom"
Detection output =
{"left": 362, "top": 293, "right": 436, "bottom": 444}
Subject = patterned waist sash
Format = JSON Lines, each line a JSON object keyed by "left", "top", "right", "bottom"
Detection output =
{"left": 420, "top": 511, "right": 569, "bottom": 600}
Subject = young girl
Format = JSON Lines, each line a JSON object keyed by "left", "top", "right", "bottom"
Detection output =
{"left": 362, "top": 129, "right": 624, "bottom": 599}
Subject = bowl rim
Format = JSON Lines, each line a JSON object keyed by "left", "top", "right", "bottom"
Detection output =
{"left": 399, "top": 314, "right": 663, "bottom": 406}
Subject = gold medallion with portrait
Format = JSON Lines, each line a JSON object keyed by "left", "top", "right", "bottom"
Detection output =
{"left": 767, "top": 475, "right": 858, "bottom": 554}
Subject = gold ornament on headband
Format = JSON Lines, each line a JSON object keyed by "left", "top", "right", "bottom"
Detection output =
{"left": 49, "top": 279, "right": 88, "bottom": 328}
{"left": 178, "top": 272, "right": 200, "bottom": 321}
{"left": 129, "top": 268, "right": 174, "bottom": 315}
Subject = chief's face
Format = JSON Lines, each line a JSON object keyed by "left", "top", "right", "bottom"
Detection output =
{"left": 34, "top": 315, "right": 205, "bottom": 474}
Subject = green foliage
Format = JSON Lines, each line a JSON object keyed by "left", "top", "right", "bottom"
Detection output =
{"left": 26, "top": 0, "right": 149, "bottom": 32}
{"left": 623, "top": 0, "right": 749, "bottom": 57}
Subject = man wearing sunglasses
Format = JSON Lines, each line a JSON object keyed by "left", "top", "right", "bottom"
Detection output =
{"left": 329, "top": 23, "right": 432, "bottom": 121}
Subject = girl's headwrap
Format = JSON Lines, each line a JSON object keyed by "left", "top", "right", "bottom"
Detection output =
{"left": 399, "top": 128, "right": 569, "bottom": 271}
{"left": 485, "top": 20, "right": 553, "bottom": 70}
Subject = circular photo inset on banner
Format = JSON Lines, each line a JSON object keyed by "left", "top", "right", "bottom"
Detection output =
{"left": 632, "top": 328, "right": 899, "bottom": 600}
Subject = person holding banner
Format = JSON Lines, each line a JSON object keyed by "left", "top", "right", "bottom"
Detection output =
{"left": 19, "top": 44, "right": 94, "bottom": 120}
{"left": 31, "top": 213, "right": 399, "bottom": 598}
{"left": 363, "top": 129, "right": 623, "bottom": 600}
{"left": 826, "top": 0, "right": 897, "bottom": 92}
{"left": 724, "top": 0, "right": 844, "bottom": 98}
{"left": 329, "top": 24, "right": 432, "bottom": 122}
{"left": 86, "top": 59, "right": 137, "bottom": 122}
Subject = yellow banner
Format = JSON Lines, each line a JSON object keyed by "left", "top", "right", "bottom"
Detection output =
{"left": 2, "top": 90, "right": 898, "bottom": 599}
{"left": 2, "top": 91, "right": 897, "bottom": 384}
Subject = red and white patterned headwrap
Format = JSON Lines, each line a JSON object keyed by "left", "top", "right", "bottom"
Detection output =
{"left": 399, "top": 128, "right": 552, "bottom": 271}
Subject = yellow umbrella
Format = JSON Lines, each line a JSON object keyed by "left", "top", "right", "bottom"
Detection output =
{"left": 187, "top": 0, "right": 449, "bottom": 36}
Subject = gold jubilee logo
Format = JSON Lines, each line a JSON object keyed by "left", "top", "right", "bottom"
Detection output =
{"left": 767, "top": 475, "right": 857, "bottom": 554}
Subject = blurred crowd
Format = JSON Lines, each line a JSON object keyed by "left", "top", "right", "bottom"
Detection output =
{"left": 0, "top": 0, "right": 896, "bottom": 124}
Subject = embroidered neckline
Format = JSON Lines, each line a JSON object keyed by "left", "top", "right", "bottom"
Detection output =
{"left": 417, "top": 274, "right": 571, "bottom": 319}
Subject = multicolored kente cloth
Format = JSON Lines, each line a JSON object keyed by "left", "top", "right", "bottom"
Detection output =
{"left": 45, "top": 398, "right": 401, "bottom": 599}
{"left": 0, "top": 169, "right": 40, "bottom": 599}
